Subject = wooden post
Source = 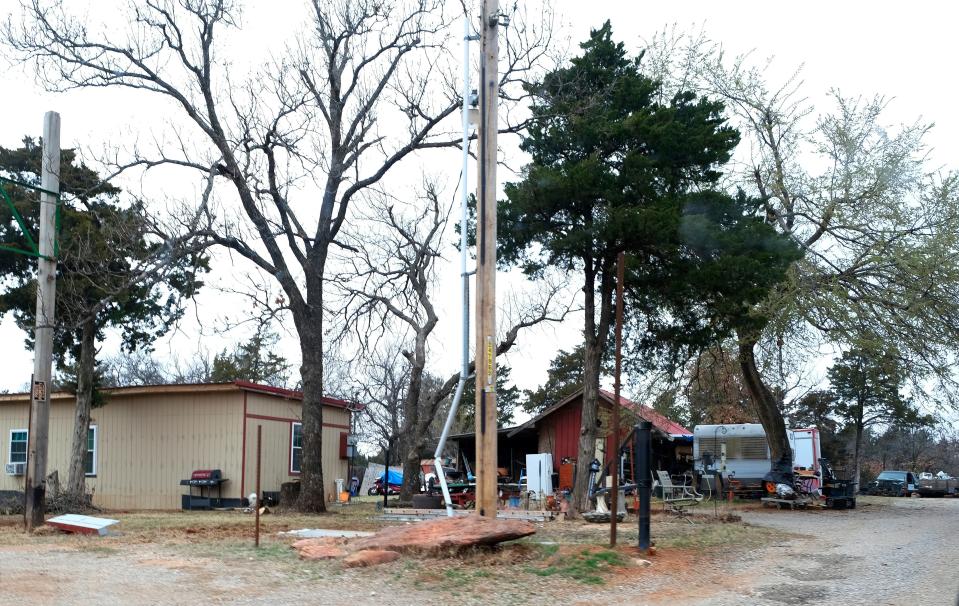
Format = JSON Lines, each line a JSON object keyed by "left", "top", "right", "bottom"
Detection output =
{"left": 25, "top": 111, "right": 60, "bottom": 531}
{"left": 255, "top": 424, "right": 262, "bottom": 548}
{"left": 610, "top": 251, "right": 624, "bottom": 546}
{"left": 474, "top": 0, "right": 501, "bottom": 519}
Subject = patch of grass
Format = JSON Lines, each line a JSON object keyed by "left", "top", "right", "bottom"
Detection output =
{"left": 528, "top": 547, "right": 626, "bottom": 585}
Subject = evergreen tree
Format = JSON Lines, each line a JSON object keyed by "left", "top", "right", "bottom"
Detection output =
{"left": 495, "top": 23, "right": 797, "bottom": 511}
{"left": 210, "top": 329, "right": 291, "bottom": 387}
{"left": 828, "top": 345, "right": 932, "bottom": 486}
{"left": 0, "top": 138, "right": 204, "bottom": 500}
{"left": 457, "top": 364, "right": 520, "bottom": 429}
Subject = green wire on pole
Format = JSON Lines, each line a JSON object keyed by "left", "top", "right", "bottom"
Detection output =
{"left": 0, "top": 175, "right": 61, "bottom": 260}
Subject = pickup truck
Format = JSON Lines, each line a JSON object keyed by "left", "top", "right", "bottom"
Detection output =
{"left": 917, "top": 473, "right": 958, "bottom": 497}
{"left": 861, "top": 470, "right": 918, "bottom": 497}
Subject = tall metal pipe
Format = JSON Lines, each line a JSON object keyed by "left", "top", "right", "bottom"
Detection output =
{"left": 433, "top": 15, "right": 475, "bottom": 517}
{"left": 636, "top": 421, "right": 652, "bottom": 553}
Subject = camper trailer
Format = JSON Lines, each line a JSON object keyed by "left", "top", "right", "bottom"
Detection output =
{"left": 693, "top": 424, "right": 821, "bottom": 497}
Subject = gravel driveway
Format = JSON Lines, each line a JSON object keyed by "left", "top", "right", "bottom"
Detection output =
{"left": 0, "top": 497, "right": 955, "bottom": 605}
{"left": 685, "top": 496, "right": 959, "bottom": 606}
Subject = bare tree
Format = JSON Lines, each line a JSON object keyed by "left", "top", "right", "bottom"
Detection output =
{"left": 644, "top": 32, "right": 959, "bottom": 474}
{"left": 6, "top": 0, "right": 555, "bottom": 510}
{"left": 332, "top": 184, "right": 573, "bottom": 500}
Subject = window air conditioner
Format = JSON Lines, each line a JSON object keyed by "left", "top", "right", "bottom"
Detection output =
{"left": 4, "top": 463, "right": 25, "bottom": 476}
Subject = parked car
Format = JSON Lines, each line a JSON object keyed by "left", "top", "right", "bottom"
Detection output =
{"left": 861, "top": 470, "right": 918, "bottom": 496}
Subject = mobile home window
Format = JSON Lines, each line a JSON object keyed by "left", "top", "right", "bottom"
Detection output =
{"left": 290, "top": 423, "right": 302, "bottom": 473}
{"left": 9, "top": 429, "right": 27, "bottom": 464}
{"left": 84, "top": 426, "right": 97, "bottom": 476}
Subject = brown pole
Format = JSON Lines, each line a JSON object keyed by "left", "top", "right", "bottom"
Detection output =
{"left": 474, "top": 0, "right": 501, "bottom": 519}
{"left": 610, "top": 251, "right": 625, "bottom": 547}
{"left": 255, "top": 424, "right": 262, "bottom": 548}
{"left": 25, "top": 112, "right": 60, "bottom": 531}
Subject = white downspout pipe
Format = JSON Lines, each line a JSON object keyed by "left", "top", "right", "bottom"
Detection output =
{"left": 433, "top": 15, "right": 476, "bottom": 517}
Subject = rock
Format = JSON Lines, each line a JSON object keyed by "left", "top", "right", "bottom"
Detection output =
{"left": 350, "top": 515, "right": 535, "bottom": 553}
{"left": 343, "top": 549, "right": 401, "bottom": 567}
{"left": 291, "top": 536, "right": 349, "bottom": 560}
{"left": 632, "top": 558, "right": 652, "bottom": 567}
{"left": 298, "top": 544, "right": 347, "bottom": 560}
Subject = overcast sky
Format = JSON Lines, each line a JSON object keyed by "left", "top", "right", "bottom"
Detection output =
{"left": 1, "top": 1, "right": 957, "bottom": 400}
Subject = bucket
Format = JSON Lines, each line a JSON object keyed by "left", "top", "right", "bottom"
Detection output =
{"left": 339, "top": 491, "right": 350, "bottom": 503}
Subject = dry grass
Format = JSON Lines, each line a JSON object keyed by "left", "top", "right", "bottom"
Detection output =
{"left": 0, "top": 497, "right": 787, "bottom": 595}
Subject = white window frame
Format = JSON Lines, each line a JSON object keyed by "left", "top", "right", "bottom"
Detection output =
{"left": 8, "top": 428, "right": 28, "bottom": 465}
{"left": 290, "top": 422, "right": 302, "bottom": 474}
{"left": 85, "top": 425, "right": 98, "bottom": 477}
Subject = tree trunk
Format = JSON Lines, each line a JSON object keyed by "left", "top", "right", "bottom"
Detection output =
{"left": 572, "top": 337, "right": 605, "bottom": 513}
{"left": 737, "top": 338, "right": 792, "bottom": 482}
{"left": 295, "top": 296, "right": 327, "bottom": 512}
{"left": 65, "top": 318, "right": 96, "bottom": 499}
{"left": 853, "top": 402, "right": 864, "bottom": 490}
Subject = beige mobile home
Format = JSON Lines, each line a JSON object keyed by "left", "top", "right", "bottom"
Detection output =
{"left": 0, "top": 381, "right": 356, "bottom": 509}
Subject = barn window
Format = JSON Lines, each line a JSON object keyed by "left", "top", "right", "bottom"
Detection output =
{"left": 290, "top": 423, "right": 303, "bottom": 473}
{"left": 9, "top": 429, "right": 27, "bottom": 464}
{"left": 339, "top": 432, "right": 348, "bottom": 459}
{"left": 84, "top": 426, "right": 97, "bottom": 476}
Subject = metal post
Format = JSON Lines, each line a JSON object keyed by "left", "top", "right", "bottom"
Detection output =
{"left": 25, "top": 111, "right": 60, "bottom": 531}
{"left": 474, "top": 0, "right": 502, "bottom": 519}
{"left": 610, "top": 251, "right": 625, "bottom": 547}
{"left": 635, "top": 421, "right": 652, "bottom": 553}
{"left": 383, "top": 440, "right": 390, "bottom": 510}
{"left": 255, "top": 425, "right": 262, "bottom": 548}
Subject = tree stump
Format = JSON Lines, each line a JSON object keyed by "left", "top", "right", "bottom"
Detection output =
{"left": 280, "top": 481, "right": 301, "bottom": 508}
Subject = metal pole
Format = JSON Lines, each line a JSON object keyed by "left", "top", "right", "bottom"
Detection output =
{"left": 474, "top": 0, "right": 502, "bottom": 519}
{"left": 255, "top": 425, "right": 262, "bottom": 548}
{"left": 433, "top": 12, "right": 479, "bottom": 518}
{"left": 25, "top": 111, "right": 60, "bottom": 532}
{"left": 610, "top": 252, "right": 625, "bottom": 547}
{"left": 636, "top": 421, "right": 652, "bottom": 553}
{"left": 383, "top": 440, "right": 390, "bottom": 510}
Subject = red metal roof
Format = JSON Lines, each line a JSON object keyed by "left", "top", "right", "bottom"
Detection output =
{"left": 599, "top": 389, "right": 692, "bottom": 436}
{"left": 233, "top": 380, "right": 361, "bottom": 410}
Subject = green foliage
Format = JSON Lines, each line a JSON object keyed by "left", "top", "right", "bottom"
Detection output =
{"left": 210, "top": 328, "right": 291, "bottom": 387}
{"left": 528, "top": 547, "right": 626, "bottom": 585}
{"left": 0, "top": 138, "right": 206, "bottom": 370}
{"left": 499, "top": 23, "right": 739, "bottom": 277}
{"left": 457, "top": 363, "right": 520, "bottom": 428}
{"left": 495, "top": 23, "right": 799, "bottom": 376}
{"left": 522, "top": 345, "right": 595, "bottom": 415}
{"left": 828, "top": 345, "right": 932, "bottom": 430}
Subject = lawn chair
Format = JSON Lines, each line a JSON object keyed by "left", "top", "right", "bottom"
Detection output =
{"left": 655, "top": 470, "right": 703, "bottom": 521}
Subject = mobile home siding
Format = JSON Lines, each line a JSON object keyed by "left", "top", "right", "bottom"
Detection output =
{"left": 0, "top": 384, "right": 354, "bottom": 509}
{"left": 240, "top": 392, "right": 350, "bottom": 500}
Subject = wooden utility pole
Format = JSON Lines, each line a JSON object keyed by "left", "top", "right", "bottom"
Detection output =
{"left": 25, "top": 111, "right": 60, "bottom": 531}
{"left": 474, "top": 0, "right": 502, "bottom": 519}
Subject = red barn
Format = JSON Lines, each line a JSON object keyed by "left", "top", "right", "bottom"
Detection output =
{"left": 448, "top": 387, "right": 692, "bottom": 490}
{"left": 506, "top": 388, "right": 692, "bottom": 490}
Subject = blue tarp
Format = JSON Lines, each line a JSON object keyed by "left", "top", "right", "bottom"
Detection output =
{"left": 379, "top": 470, "right": 403, "bottom": 484}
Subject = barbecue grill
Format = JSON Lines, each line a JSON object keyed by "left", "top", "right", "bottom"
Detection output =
{"left": 180, "top": 469, "right": 229, "bottom": 510}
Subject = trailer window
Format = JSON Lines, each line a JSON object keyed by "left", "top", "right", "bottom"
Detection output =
{"left": 740, "top": 437, "right": 769, "bottom": 459}
{"left": 84, "top": 426, "right": 97, "bottom": 476}
{"left": 290, "top": 423, "right": 302, "bottom": 473}
{"left": 9, "top": 429, "right": 27, "bottom": 464}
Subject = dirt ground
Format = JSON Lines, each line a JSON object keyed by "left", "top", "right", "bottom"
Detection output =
{"left": 0, "top": 496, "right": 954, "bottom": 605}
